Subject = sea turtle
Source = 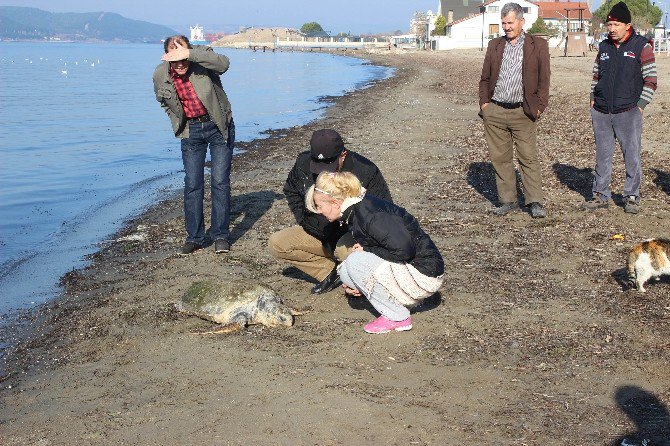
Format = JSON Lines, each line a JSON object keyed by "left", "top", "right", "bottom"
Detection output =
{"left": 175, "top": 280, "right": 297, "bottom": 334}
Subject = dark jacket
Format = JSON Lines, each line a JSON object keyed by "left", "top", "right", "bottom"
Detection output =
{"left": 283, "top": 150, "right": 392, "bottom": 245}
{"left": 340, "top": 195, "right": 444, "bottom": 277}
{"left": 592, "top": 31, "right": 648, "bottom": 114}
{"left": 479, "top": 33, "right": 550, "bottom": 121}
{"left": 153, "top": 45, "right": 233, "bottom": 139}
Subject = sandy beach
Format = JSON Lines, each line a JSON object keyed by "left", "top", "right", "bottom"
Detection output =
{"left": 1, "top": 48, "right": 669, "bottom": 445}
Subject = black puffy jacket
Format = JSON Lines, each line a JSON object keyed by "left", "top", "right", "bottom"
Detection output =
{"left": 283, "top": 151, "right": 392, "bottom": 247}
{"left": 340, "top": 195, "right": 444, "bottom": 277}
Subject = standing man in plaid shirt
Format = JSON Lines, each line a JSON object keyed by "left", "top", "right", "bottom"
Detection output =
{"left": 153, "top": 35, "right": 235, "bottom": 254}
{"left": 583, "top": 1, "right": 657, "bottom": 214}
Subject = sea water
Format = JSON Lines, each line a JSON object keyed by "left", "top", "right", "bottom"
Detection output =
{"left": 0, "top": 42, "right": 392, "bottom": 316}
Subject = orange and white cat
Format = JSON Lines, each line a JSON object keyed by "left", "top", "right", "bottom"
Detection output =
{"left": 627, "top": 239, "right": 670, "bottom": 292}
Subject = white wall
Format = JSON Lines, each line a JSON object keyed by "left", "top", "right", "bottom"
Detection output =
{"left": 436, "top": 0, "right": 539, "bottom": 50}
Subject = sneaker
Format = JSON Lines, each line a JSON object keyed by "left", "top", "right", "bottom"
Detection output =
{"left": 528, "top": 202, "right": 547, "bottom": 219}
{"left": 492, "top": 202, "right": 519, "bottom": 216}
{"left": 582, "top": 194, "right": 610, "bottom": 211}
{"left": 179, "top": 242, "right": 203, "bottom": 255}
{"left": 624, "top": 196, "right": 639, "bottom": 214}
{"left": 363, "top": 316, "right": 412, "bottom": 334}
{"left": 214, "top": 239, "right": 230, "bottom": 253}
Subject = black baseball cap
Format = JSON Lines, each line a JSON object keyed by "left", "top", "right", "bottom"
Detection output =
{"left": 309, "top": 129, "right": 345, "bottom": 174}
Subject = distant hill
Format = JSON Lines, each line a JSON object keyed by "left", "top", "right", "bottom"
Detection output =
{"left": 0, "top": 6, "right": 177, "bottom": 42}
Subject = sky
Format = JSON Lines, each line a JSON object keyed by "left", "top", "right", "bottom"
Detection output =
{"left": 0, "top": 0, "right": 440, "bottom": 34}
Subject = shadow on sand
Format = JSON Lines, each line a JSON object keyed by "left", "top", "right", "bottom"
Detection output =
{"left": 229, "top": 190, "right": 283, "bottom": 244}
{"left": 611, "top": 267, "right": 632, "bottom": 291}
{"left": 281, "top": 266, "right": 316, "bottom": 285}
{"left": 346, "top": 291, "right": 442, "bottom": 316}
{"left": 552, "top": 162, "right": 593, "bottom": 200}
{"left": 467, "top": 162, "right": 499, "bottom": 204}
{"left": 652, "top": 169, "right": 670, "bottom": 197}
{"left": 611, "top": 385, "right": 670, "bottom": 446}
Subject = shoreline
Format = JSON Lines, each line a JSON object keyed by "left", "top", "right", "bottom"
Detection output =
{"left": 0, "top": 47, "right": 390, "bottom": 332}
{"left": 0, "top": 49, "right": 403, "bottom": 375}
{"left": 2, "top": 49, "right": 669, "bottom": 444}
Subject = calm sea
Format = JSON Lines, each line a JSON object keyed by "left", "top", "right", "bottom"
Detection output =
{"left": 0, "top": 42, "right": 392, "bottom": 316}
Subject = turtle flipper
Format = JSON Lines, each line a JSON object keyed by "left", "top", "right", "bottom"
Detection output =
{"left": 192, "top": 323, "right": 244, "bottom": 335}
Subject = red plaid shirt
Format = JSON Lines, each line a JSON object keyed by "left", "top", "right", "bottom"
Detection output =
{"left": 170, "top": 67, "right": 208, "bottom": 119}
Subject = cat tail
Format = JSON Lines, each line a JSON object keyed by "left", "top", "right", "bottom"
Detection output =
{"left": 626, "top": 249, "right": 637, "bottom": 286}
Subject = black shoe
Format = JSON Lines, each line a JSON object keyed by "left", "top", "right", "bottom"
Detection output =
{"left": 214, "top": 239, "right": 230, "bottom": 253}
{"left": 528, "top": 202, "right": 547, "bottom": 218}
{"left": 492, "top": 202, "right": 519, "bottom": 216}
{"left": 179, "top": 242, "right": 203, "bottom": 255}
{"left": 311, "top": 268, "right": 342, "bottom": 294}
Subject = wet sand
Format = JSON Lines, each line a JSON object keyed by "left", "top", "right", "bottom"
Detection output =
{"left": 2, "top": 49, "right": 669, "bottom": 445}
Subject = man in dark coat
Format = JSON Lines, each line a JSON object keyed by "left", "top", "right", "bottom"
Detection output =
{"left": 479, "top": 2, "right": 550, "bottom": 219}
{"left": 269, "top": 129, "right": 392, "bottom": 294}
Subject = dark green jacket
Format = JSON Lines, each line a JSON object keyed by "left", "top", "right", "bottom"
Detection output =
{"left": 152, "top": 45, "right": 232, "bottom": 139}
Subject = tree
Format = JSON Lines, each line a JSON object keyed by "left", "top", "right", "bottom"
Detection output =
{"left": 432, "top": 15, "right": 447, "bottom": 36}
{"left": 593, "top": 0, "right": 662, "bottom": 30}
{"left": 528, "top": 17, "right": 558, "bottom": 36}
{"left": 300, "top": 22, "right": 325, "bottom": 34}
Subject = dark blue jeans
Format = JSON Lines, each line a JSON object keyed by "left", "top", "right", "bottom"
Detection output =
{"left": 181, "top": 119, "right": 235, "bottom": 245}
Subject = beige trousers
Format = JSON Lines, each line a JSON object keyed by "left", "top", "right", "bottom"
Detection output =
{"left": 268, "top": 226, "right": 354, "bottom": 281}
{"left": 482, "top": 103, "right": 544, "bottom": 205}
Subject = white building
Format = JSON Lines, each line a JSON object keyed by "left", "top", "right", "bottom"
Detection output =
{"left": 411, "top": 10, "right": 439, "bottom": 48}
{"left": 432, "top": 0, "right": 539, "bottom": 50}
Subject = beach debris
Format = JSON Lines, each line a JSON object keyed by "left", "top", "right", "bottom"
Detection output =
{"left": 175, "top": 280, "right": 297, "bottom": 334}
{"left": 610, "top": 233, "right": 625, "bottom": 241}
{"left": 115, "top": 225, "right": 149, "bottom": 242}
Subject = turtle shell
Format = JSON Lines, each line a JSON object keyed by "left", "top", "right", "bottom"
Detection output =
{"left": 176, "top": 281, "right": 293, "bottom": 327}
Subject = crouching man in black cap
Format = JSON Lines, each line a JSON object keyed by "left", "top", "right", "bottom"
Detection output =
{"left": 269, "top": 129, "right": 392, "bottom": 294}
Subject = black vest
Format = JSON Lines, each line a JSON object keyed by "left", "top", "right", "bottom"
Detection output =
{"left": 593, "top": 31, "right": 647, "bottom": 114}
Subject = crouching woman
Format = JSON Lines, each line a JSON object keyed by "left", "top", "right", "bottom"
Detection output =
{"left": 306, "top": 172, "right": 444, "bottom": 334}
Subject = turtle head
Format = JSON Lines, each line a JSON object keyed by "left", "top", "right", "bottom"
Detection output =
{"left": 267, "top": 306, "right": 294, "bottom": 327}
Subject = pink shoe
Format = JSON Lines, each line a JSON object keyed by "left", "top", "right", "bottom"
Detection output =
{"left": 363, "top": 316, "right": 412, "bottom": 334}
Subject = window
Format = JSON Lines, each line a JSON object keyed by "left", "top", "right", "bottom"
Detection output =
{"left": 488, "top": 6, "right": 499, "bottom": 13}
{"left": 522, "top": 7, "right": 529, "bottom": 13}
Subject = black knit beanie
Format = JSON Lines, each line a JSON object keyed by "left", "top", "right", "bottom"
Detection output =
{"left": 607, "top": 1, "right": 631, "bottom": 24}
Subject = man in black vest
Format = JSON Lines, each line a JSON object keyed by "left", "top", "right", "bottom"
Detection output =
{"left": 583, "top": 2, "right": 657, "bottom": 214}
{"left": 269, "top": 129, "right": 392, "bottom": 294}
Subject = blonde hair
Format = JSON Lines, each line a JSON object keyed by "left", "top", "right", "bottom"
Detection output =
{"left": 305, "top": 172, "right": 362, "bottom": 213}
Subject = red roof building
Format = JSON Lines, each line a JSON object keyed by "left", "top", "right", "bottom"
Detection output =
{"left": 535, "top": 1, "right": 592, "bottom": 33}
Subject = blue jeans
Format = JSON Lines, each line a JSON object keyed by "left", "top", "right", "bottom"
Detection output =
{"left": 181, "top": 119, "right": 235, "bottom": 244}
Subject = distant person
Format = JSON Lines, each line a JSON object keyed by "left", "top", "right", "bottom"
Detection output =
{"left": 582, "top": 1, "right": 657, "bottom": 214}
{"left": 269, "top": 129, "right": 392, "bottom": 294}
{"left": 307, "top": 172, "right": 444, "bottom": 334}
{"left": 153, "top": 35, "right": 235, "bottom": 255}
{"left": 478, "top": 2, "right": 550, "bottom": 219}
